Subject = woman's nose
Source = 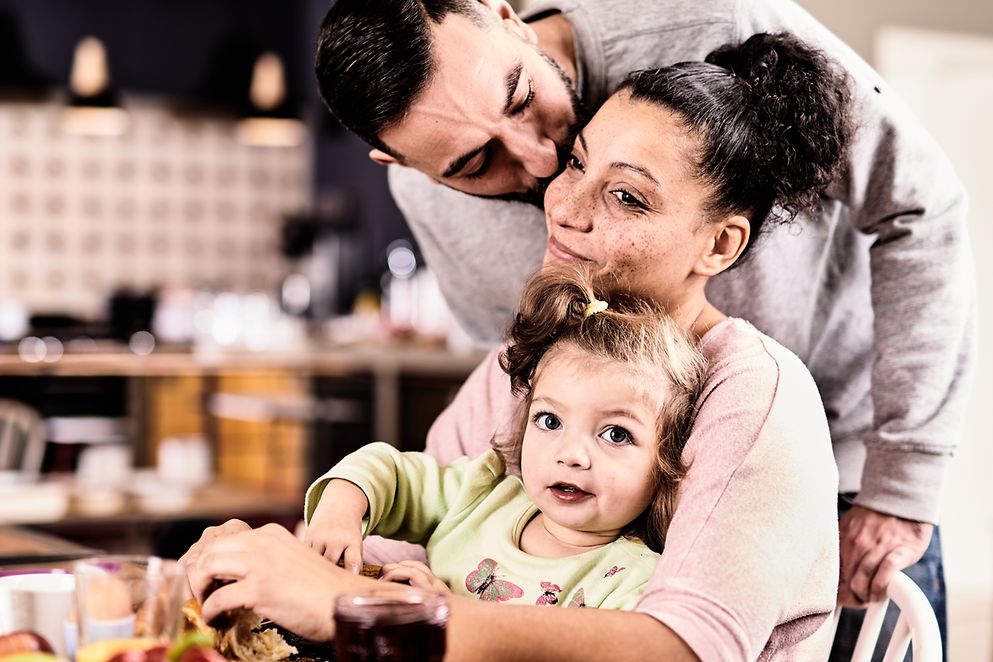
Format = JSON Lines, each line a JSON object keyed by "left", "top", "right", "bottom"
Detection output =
{"left": 545, "top": 181, "right": 594, "bottom": 233}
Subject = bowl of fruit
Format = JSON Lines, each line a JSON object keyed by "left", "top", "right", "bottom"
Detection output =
{"left": 0, "top": 630, "right": 224, "bottom": 662}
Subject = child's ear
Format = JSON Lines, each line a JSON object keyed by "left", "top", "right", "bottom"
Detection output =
{"left": 695, "top": 215, "right": 750, "bottom": 277}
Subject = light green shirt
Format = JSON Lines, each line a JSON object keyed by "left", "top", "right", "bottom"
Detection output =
{"left": 305, "top": 443, "right": 660, "bottom": 609}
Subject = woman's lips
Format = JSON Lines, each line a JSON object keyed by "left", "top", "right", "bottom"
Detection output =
{"left": 546, "top": 236, "right": 591, "bottom": 264}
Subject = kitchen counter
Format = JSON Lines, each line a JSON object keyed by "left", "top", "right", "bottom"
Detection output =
{"left": 0, "top": 341, "right": 486, "bottom": 378}
{"left": 0, "top": 526, "right": 98, "bottom": 566}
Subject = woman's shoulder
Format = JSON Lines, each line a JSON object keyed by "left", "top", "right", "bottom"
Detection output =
{"left": 691, "top": 317, "right": 829, "bottom": 452}
{"left": 699, "top": 317, "right": 816, "bottom": 389}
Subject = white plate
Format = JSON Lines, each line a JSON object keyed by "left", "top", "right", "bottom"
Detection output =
{"left": 0, "top": 481, "right": 70, "bottom": 524}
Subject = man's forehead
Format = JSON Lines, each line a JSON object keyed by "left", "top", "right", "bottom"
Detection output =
{"left": 380, "top": 17, "right": 516, "bottom": 172}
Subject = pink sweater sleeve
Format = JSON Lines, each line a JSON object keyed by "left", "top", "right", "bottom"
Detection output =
{"left": 635, "top": 322, "right": 839, "bottom": 661}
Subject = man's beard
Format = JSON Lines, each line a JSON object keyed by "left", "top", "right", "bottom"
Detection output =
{"left": 470, "top": 48, "right": 587, "bottom": 209}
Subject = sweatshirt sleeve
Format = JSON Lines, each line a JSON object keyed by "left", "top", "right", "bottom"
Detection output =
{"left": 833, "top": 77, "right": 974, "bottom": 522}
{"left": 744, "top": 0, "right": 976, "bottom": 523}
{"left": 305, "top": 443, "right": 504, "bottom": 545}
{"left": 637, "top": 328, "right": 840, "bottom": 661}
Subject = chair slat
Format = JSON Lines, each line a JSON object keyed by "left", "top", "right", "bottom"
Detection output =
{"left": 0, "top": 400, "right": 46, "bottom": 475}
{"left": 829, "top": 606, "right": 843, "bottom": 644}
{"left": 850, "top": 598, "right": 890, "bottom": 662}
{"left": 881, "top": 614, "right": 911, "bottom": 662}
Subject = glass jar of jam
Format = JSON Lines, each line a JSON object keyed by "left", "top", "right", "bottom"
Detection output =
{"left": 333, "top": 588, "right": 448, "bottom": 661}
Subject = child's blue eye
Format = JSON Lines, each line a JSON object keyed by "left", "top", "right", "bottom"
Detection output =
{"left": 600, "top": 426, "right": 632, "bottom": 445}
{"left": 534, "top": 413, "right": 562, "bottom": 431}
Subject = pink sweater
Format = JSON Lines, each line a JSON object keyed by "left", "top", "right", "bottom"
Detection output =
{"left": 368, "top": 318, "right": 839, "bottom": 661}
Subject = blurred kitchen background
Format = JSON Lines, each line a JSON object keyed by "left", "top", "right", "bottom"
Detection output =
{"left": 0, "top": 0, "right": 481, "bottom": 582}
{"left": 0, "top": 0, "right": 990, "bottom": 658}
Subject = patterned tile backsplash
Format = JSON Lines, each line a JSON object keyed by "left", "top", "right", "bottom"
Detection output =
{"left": 0, "top": 98, "right": 312, "bottom": 319}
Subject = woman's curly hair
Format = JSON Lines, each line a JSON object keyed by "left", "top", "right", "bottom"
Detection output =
{"left": 619, "top": 32, "right": 853, "bottom": 265}
{"left": 496, "top": 267, "right": 707, "bottom": 553}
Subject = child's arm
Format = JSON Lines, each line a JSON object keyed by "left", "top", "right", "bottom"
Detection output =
{"left": 304, "top": 478, "right": 369, "bottom": 572}
{"left": 304, "top": 442, "right": 498, "bottom": 560}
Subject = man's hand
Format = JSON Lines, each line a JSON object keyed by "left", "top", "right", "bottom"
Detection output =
{"left": 178, "top": 519, "right": 252, "bottom": 588}
{"left": 187, "top": 523, "right": 393, "bottom": 641}
{"left": 838, "top": 505, "right": 933, "bottom": 607}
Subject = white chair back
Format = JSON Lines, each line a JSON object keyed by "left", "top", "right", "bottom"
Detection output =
{"left": 830, "top": 571, "right": 942, "bottom": 662}
{"left": 0, "top": 398, "right": 46, "bottom": 476}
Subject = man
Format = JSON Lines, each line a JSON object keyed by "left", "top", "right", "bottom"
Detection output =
{"left": 315, "top": 0, "right": 974, "bottom": 659}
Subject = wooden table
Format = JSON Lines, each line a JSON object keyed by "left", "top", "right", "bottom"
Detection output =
{"left": 0, "top": 526, "right": 98, "bottom": 567}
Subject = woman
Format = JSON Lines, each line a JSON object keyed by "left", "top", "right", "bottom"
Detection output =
{"left": 183, "top": 32, "right": 851, "bottom": 661}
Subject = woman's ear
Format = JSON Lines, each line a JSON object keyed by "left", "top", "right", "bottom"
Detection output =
{"left": 476, "top": 0, "right": 538, "bottom": 43}
{"left": 695, "top": 215, "right": 750, "bottom": 277}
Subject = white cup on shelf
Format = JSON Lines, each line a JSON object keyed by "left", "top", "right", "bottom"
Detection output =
{"left": 157, "top": 435, "right": 211, "bottom": 488}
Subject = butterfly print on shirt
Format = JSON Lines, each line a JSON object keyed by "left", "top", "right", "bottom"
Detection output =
{"left": 568, "top": 588, "right": 586, "bottom": 608}
{"left": 465, "top": 558, "right": 524, "bottom": 602}
{"left": 604, "top": 565, "right": 626, "bottom": 578}
{"left": 535, "top": 581, "right": 562, "bottom": 606}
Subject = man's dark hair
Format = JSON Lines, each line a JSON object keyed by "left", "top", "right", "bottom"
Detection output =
{"left": 315, "top": 0, "right": 485, "bottom": 158}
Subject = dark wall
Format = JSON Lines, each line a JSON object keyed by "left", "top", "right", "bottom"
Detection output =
{"left": 304, "top": 0, "right": 413, "bottom": 290}
{"left": 0, "top": 0, "right": 413, "bottom": 291}
{"left": 1, "top": 0, "right": 306, "bottom": 106}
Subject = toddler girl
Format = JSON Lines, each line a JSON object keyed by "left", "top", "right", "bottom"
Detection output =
{"left": 303, "top": 268, "right": 705, "bottom": 609}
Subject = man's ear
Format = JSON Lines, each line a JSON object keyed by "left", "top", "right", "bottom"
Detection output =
{"left": 695, "top": 215, "right": 750, "bottom": 277}
{"left": 369, "top": 149, "right": 399, "bottom": 167}
{"left": 476, "top": 0, "right": 538, "bottom": 43}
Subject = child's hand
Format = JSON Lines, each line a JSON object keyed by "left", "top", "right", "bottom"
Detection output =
{"left": 379, "top": 560, "right": 451, "bottom": 594}
{"left": 304, "top": 479, "right": 369, "bottom": 573}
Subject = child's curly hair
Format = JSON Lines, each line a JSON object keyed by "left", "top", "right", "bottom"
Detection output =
{"left": 496, "top": 267, "right": 707, "bottom": 553}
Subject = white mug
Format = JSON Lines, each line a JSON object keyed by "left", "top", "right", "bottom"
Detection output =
{"left": 0, "top": 572, "right": 75, "bottom": 657}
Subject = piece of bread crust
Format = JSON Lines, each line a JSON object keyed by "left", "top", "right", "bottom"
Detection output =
{"left": 182, "top": 600, "right": 297, "bottom": 661}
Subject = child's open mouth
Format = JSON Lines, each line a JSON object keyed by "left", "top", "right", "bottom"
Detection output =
{"left": 549, "top": 482, "right": 593, "bottom": 502}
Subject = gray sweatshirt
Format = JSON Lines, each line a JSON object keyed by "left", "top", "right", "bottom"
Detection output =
{"left": 388, "top": 0, "right": 975, "bottom": 524}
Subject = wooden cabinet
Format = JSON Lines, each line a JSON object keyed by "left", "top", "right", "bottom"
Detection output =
{"left": 0, "top": 344, "right": 484, "bottom": 522}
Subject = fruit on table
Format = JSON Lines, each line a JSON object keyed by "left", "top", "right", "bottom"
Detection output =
{"left": 166, "top": 631, "right": 214, "bottom": 662}
{"left": 0, "top": 632, "right": 54, "bottom": 657}
{"left": 82, "top": 642, "right": 222, "bottom": 662}
{"left": 106, "top": 645, "right": 166, "bottom": 662}
{"left": 75, "top": 639, "right": 159, "bottom": 662}
{"left": 0, "top": 654, "right": 66, "bottom": 662}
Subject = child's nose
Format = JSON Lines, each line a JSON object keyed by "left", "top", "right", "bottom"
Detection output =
{"left": 556, "top": 433, "right": 591, "bottom": 469}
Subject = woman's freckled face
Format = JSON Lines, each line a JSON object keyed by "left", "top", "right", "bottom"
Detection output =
{"left": 542, "top": 92, "right": 716, "bottom": 308}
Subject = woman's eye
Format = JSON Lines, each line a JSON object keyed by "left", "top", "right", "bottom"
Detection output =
{"left": 534, "top": 413, "right": 562, "bottom": 431}
{"left": 600, "top": 426, "right": 632, "bottom": 445}
{"left": 566, "top": 154, "right": 585, "bottom": 172}
{"left": 611, "top": 190, "right": 644, "bottom": 208}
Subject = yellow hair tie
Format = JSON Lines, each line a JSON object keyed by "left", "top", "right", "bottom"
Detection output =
{"left": 583, "top": 298, "right": 608, "bottom": 318}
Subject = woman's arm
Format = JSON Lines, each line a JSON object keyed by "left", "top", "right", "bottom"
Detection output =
{"left": 189, "top": 524, "right": 699, "bottom": 662}
{"left": 447, "top": 599, "right": 698, "bottom": 662}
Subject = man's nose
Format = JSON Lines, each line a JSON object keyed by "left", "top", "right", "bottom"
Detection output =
{"left": 504, "top": 128, "right": 560, "bottom": 180}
